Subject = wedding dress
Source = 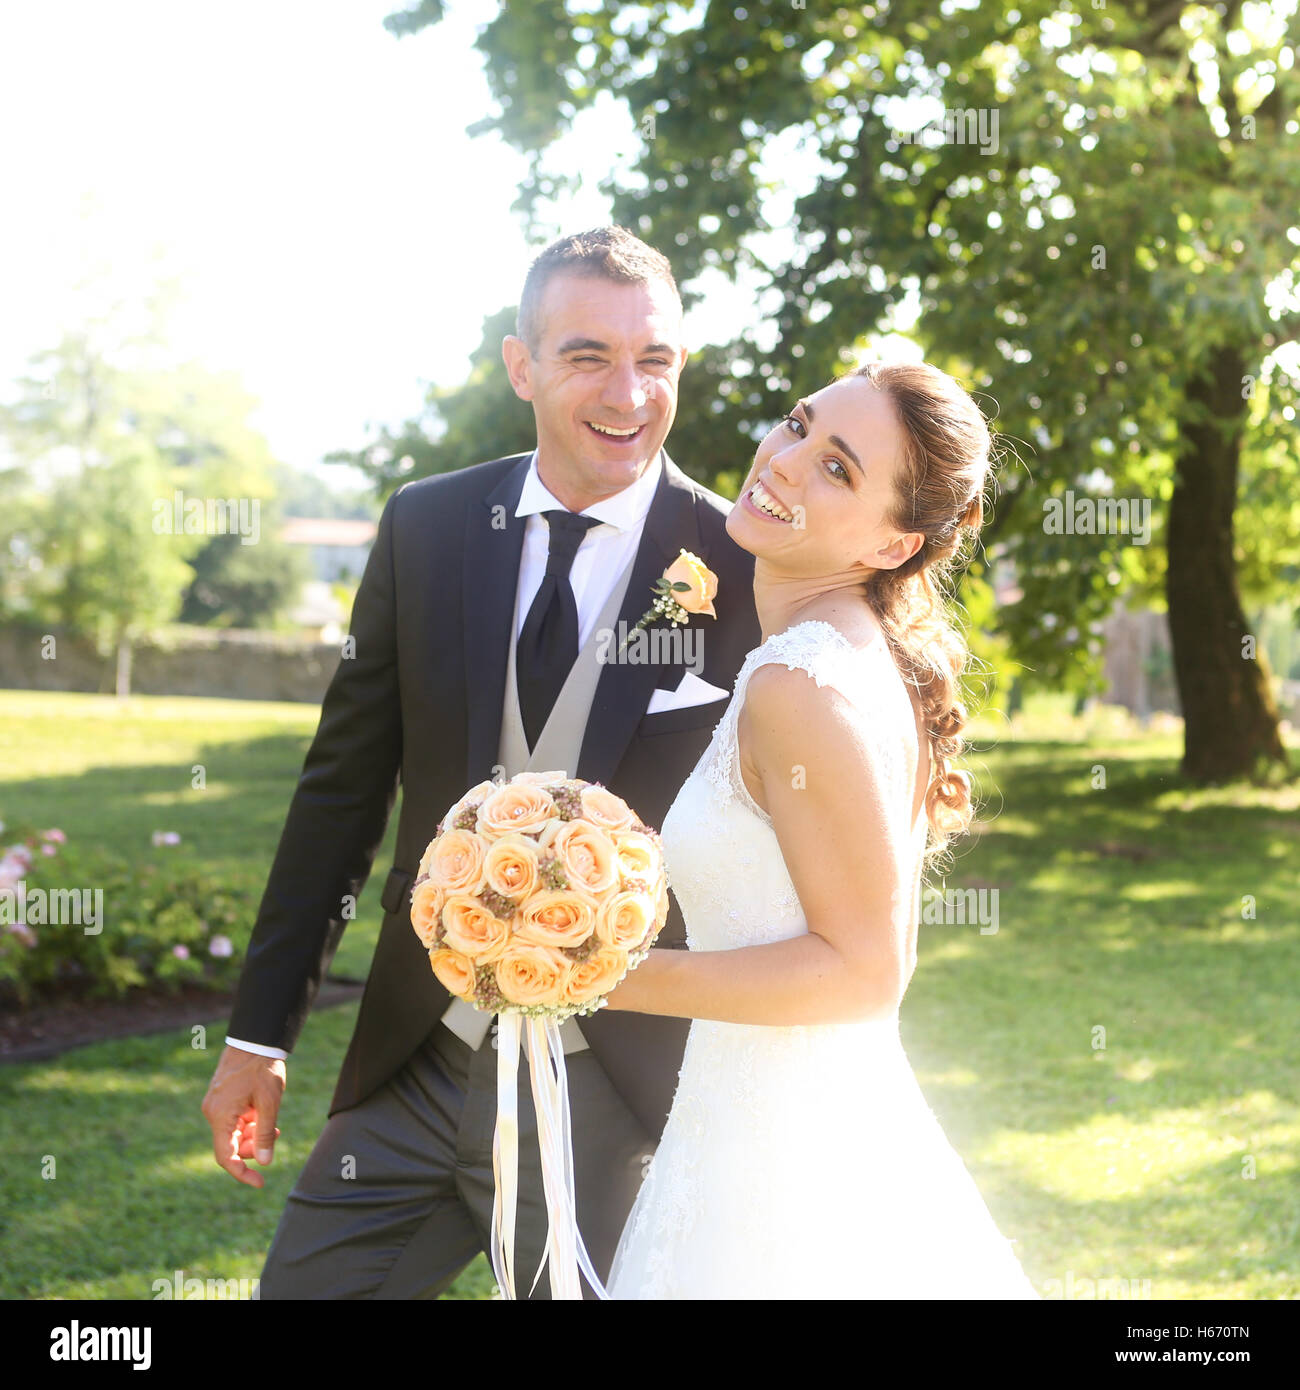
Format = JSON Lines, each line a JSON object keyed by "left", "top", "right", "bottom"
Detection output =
{"left": 606, "top": 620, "right": 1039, "bottom": 1299}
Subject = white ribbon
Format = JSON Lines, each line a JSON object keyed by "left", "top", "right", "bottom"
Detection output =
{"left": 489, "top": 1013, "right": 610, "bottom": 1301}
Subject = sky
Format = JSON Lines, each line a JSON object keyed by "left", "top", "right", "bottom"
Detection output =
{"left": 0, "top": 0, "right": 804, "bottom": 490}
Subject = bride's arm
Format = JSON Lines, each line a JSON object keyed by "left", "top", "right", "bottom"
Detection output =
{"left": 604, "top": 662, "right": 918, "bottom": 1027}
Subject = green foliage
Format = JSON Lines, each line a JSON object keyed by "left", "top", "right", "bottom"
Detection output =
{"left": 37, "top": 443, "right": 196, "bottom": 656}
{"left": 179, "top": 512, "right": 311, "bottom": 629}
{"left": 381, "top": 0, "right": 1300, "bottom": 710}
{"left": 1, "top": 301, "right": 305, "bottom": 658}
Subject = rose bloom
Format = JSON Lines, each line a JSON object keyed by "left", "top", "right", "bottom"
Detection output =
{"left": 441, "top": 895, "right": 511, "bottom": 963}
{"left": 429, "top": 947, "right": 477, "bottom": 998}
{"left": 510, "top": 770, "right": 569, "bottom": 787}
{"left": 476, "top": 782, "right": 556, "bottom": 839}
{"left": 578, "top": 785, "right": 635, "bottom": 832}
{"left": 438, "top": 780, "right": 497, "bottom": 837}
{"left": 564, "top": 946, "right": 630, "bottom": 1006}
{"left": 481, "top": 833, "right": 540, "bottom": 900}
{"left": 532, "top": 818, "right": 562, "bottom": 851}
{"left": 662, "top": 550, "right": 718, "bottom": 617}
{"left": 550, "top": 821, "right": 619, "bottom": 896}
{"left": 515, "top": 889, "right": 598, "bottom": 949}
{"left": 597, "top": 890, "right": 658, "bottom": 951}
{"left": 494, "top": 941, "right": 572, "bottom": 1008}
{"left": 614, "top": 830, "right": 660, "bottom": 881}
{"left": 410, "top": 878, "right": 446, "bottom": 948}
{"left": 425, "top": 829, "right": 487, "bottom": 895}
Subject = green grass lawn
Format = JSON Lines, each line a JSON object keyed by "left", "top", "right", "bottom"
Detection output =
{"left": 1, "top": 688, "right": 1297, "bottom": 1300}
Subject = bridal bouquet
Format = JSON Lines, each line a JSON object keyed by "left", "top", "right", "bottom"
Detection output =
{"left": 411, "top": 771, "right": 669, "bottom": 1299}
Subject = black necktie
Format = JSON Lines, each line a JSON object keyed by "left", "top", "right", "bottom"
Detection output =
{"left": 517, "top": 509, "right": 602, "bottom": 749}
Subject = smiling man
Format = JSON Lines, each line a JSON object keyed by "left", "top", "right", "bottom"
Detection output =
{"left": 501, "top": 237, "right": 689, "bottom": 512}
{"left": 204, "top": 226, "right": 762, "bottom": 1299}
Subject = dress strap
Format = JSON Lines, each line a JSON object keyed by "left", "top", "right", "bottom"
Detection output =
{"left": 703, "top": 621, "right": 860, "bottom": 823}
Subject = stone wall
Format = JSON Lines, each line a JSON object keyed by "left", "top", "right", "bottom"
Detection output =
{"left": 0, "top": 622, "right": 340, "bottom": 704}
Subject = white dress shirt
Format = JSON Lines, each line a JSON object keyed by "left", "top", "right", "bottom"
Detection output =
{"left": 226, "top": 449, "right": 663, "bottom": 1060}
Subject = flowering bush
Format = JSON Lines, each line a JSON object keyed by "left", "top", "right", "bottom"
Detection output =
{"left": 0, "top": 819, "right": 251, "bottom": 1008}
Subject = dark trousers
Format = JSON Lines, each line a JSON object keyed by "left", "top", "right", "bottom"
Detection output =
{"left": 257, "top": 1022, "right": 655, "bottom": 1299}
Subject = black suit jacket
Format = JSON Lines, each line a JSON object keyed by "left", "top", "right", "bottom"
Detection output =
{"left": 226, "top": 450, "right": 761, "bottom": 1141}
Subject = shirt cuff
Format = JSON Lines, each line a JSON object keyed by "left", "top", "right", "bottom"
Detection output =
{"left": 225, "top": 1036, "right": 289, "bottom": 1060}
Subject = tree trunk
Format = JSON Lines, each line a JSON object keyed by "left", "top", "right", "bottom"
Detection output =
{"left": 1166, "top": 344, "right": 1288, "bottom": 782}
{"left": 115, "top": 636, "right": 132, "bottom": 699}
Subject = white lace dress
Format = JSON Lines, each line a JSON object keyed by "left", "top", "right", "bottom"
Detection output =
{"left": 605, "top": 620, "right": 1039, "bottom": 1300}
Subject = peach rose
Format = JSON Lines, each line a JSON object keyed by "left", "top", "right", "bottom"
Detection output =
{"left": 476, "top": 782, "right": 556, "bottom": 839}
{"left": 515, "top": 889, "right": 598, "bottom": 949}
{"left": 481, "top": 832, "right": 540, "bottom": 901}
{"left": 410, "top": 879, "right": 447, "bottom": 948}
{"left": 510, "top": 770, "right": 569, "bottom": 787}
{"left": 424, "top": 828, "right": 487, "bottom": 895}
{"left": 429, "top": 947, "right": 477, "bottom": 998}
{"left": 614, "top": 830, "right": 660, "bottom": 882}
{"left": 437, "top": 780, "right": 498, "bottom": 836}
{"left": 494, "top": 941, "right": 572, "bottom": 1008}
{"left": 662, "top": 550, "right": 718, "bottom": 617}
{"left": 597, "top": 890, "right": 658, "bottom": 952}
{"left": 655, "top": 875, "right": 670, "bottom": 928}
{"left": 550, "top": 820, "right": 619, "bottom": 896}
{"left": 579, "top": 785, "right": 635, "bottom": 833}
{"left": 564, "top": 947, "right": 630, "bottom": 1006}
{"left": 441, "top": 894, "right": 511, "bottom": 963}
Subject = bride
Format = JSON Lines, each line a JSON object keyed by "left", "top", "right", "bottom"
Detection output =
{"left": 600, "top": 360, "right": 1038, "bottom": 1299}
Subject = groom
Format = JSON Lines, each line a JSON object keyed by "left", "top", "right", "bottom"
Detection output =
{"left": 201, "top": 226, "right": 762, "bottom": 1298}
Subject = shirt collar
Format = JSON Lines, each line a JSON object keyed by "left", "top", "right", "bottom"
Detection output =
{"left": 515, "top": 448, "right": 663, "bottom": 533}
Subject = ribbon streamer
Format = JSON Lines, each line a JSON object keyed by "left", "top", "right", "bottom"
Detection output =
{"left": 489, "top": 1014, "right": 610, "bottom": 1301}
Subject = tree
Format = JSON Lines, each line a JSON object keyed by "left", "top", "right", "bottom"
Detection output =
{"left": 384, "top": 0, "right": 1300, "bottom": 782}
{"left": 1, "top": 295, "right": 305, "bottom": 685}
{"left": 39, "top": 442, "right": 195, "bottom": 695}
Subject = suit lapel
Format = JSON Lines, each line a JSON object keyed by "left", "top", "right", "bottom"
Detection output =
{"left": 463, "top": 455, "right": 531, "bottom": 786}
{"left": 578, "top": 452, "right": 703, "bottom": 787}
{"left": 463, "top": 450, "right": 705, "bottom": 791}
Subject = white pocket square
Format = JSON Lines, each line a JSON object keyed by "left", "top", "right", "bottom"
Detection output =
{"left": 646, "top": 670, "right": 731, "bottom": 715}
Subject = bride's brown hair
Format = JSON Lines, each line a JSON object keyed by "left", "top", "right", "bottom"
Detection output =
{"left": 847, "top": 361, "right": 998, "bottom": 861}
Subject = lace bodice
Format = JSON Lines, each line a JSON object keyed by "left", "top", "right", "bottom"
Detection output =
{"left": 663, "top": 618, "right": 928, "bottom": 953}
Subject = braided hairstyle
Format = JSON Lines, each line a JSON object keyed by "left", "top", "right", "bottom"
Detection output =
{"left": 848, "top": 361, "right": 997, "bottom": 861}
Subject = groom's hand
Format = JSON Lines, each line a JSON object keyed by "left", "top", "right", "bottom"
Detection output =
{"left": 201, "top": 1045, "right": 287, "bottom": 1189}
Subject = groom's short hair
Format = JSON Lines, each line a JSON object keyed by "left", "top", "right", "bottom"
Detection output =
{"left": 517, "top": 226, "right": 681, "bottom": 353}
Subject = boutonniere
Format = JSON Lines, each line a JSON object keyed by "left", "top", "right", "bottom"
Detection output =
{"left": 619, "top": 548, "right": 718, "bottom": 652}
